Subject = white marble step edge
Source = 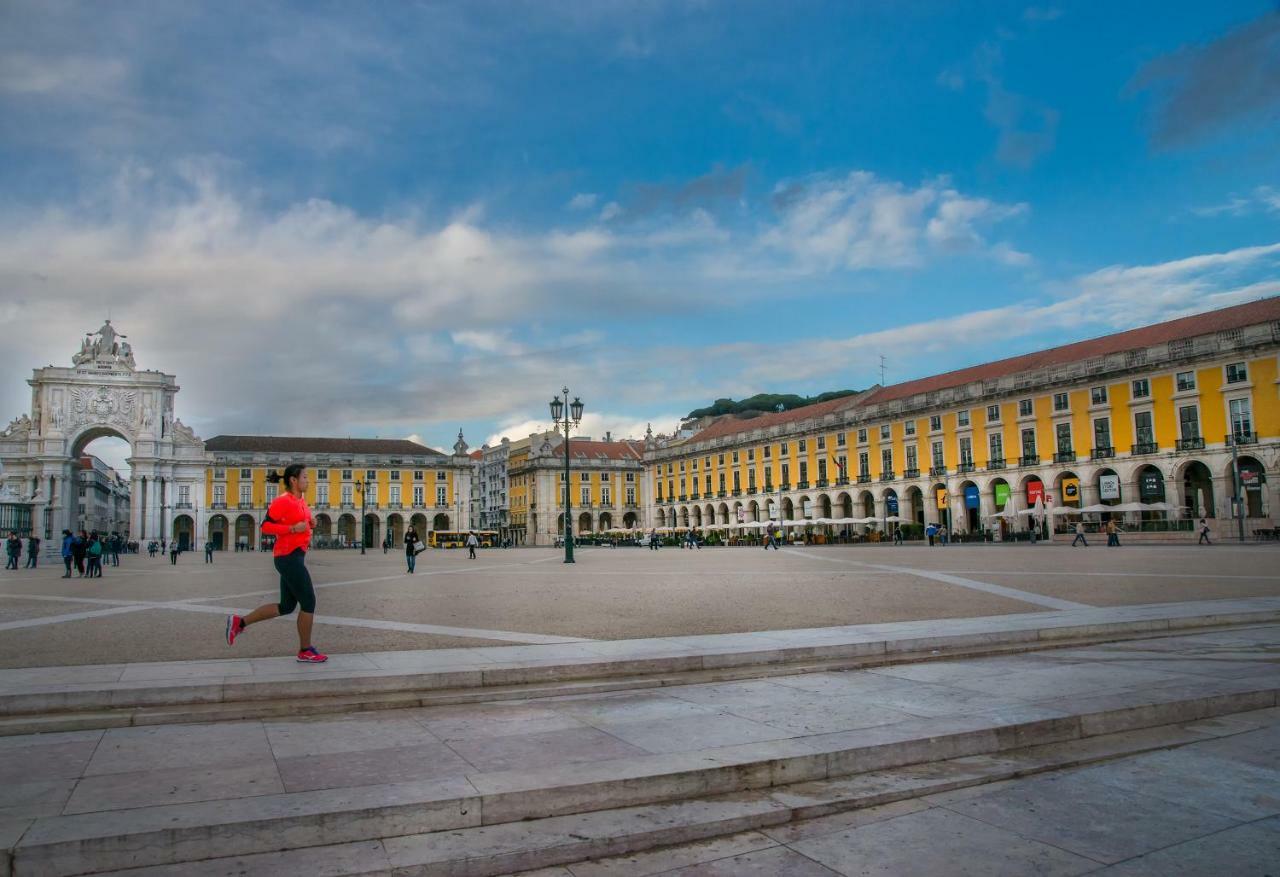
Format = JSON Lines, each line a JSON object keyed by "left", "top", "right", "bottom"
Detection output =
{"left": 6, "top": 682, "right": 1277, "bottom": 877}
{"left": 75, "top": 710, "right": 1278, "bottom": 877}
{"left": 3, "top": 604, "right": 1277, "bottom": 718}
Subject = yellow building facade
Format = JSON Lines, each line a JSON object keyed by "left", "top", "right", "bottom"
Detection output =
{"left": 203, "top": 436, "right": 473, "bottom": 550}
{"left": 647, "top": 297, "right": 1280, "bottom": 537}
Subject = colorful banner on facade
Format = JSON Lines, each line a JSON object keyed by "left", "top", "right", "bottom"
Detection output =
{"left": 964, "top": 484, "right": 980, "bottom": 509}
{"left": 1099, "top": 474, "right": 1120, "bottom": 501}
{"left": 886, "top": 494, "right": 899, "bottom": 514}
{"left": 1139, "top": 470, "right": 1164, "bottom": 499}
{"left": 935, "top": 488, "right": 948, "bottom": 509}
{"left": 1026, "top": 479, "right": 1045, "bottom": 505}
{"left": 994, "top": 482, "right": 1010, "bottom": 508}
{"left": 1061, "top": 476, "right": 1080, "bottom": 506}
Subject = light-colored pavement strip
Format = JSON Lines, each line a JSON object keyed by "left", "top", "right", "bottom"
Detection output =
{"left": 783, "top": 548, "right": 1093, "bottom": 610}
{"left": 0, "top": 625, "right": 1276, "bottom": 876}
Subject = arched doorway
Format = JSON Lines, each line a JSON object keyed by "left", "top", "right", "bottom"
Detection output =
{"left": 557, "top": 513, "right": 566, "bottom": 534}
{"left": 958, "top": 481, "right": 979, "bottom": 531}
{"left": 234, "top": 513, "right": 255, "bottom": 550}
{"left": 717, "top": 502, "right": 730, "bottom": 524}
{"left": 819, "top": 495, "right": 833, "bottom": 519}
{"left": 410, "top": 513, "right": 428, "bottom": 537}
{"left": 337, "top": 513, "right": 356, "bottom": 545}
{"left": 622, "top": 511, "right": 637, "bottom": 529}
{"left": 654, "top": 509, "right": 666, "bottom": 528}
{"left": 599, "top": 512, "right": 612, "bottom": 530}
{"left": 782, "top": 497, "right": 795, "bottom": 521}
{"left": 692, "top": 506, "right": 703, "bottom": 527}
{"left": 859, "top": 491, "right": 874, "bottom": 518}
{"left": 906, "top": 486, "right": 924, "bottom": 526}
{"left": 578, "top": 512, "right": 592, "bottom": 534}
{"left": 1182, "top": 461, "right": 1215, "bottom": 518}
{"left": 931, "top": 483, "right": 949, "bottom": 529}
{"left": 836, "top": 492, "right": 852, "bottom": 519}
{"left": 363, "top": 514, "right": 380, "bottom": 550}
{"left": 748, "top": 500, "right": 760, "bottom": 522}
{"left": 1096, "top": 467, "right": 1122, "bottom": 516}
{"left": 1234, "top": 456, "right": 1266, "bottom": 518}
{"left": 679, "top": 507, "right": 689, "bottom": 528}
{"left": 208, "top": 514, "right": 228, "bottom": 550}
{"left": 172, "top": 514, "right": 194, "bottom": 551}
{"left": 432, "top": 513, "right": 450, "bottom": 530}
{"left": 387, "top": 513, "right": 404, "bottom": 546}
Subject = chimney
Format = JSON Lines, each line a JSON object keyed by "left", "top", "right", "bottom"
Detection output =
{"left": 605, "top": 430, "right": 612, "bottom": 442}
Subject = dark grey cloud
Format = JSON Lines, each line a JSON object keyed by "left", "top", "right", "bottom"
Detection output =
{"left": 608, "top": 164, "right": 750, "bottom": 221}
{"left": 1129, "top": 11, "right": 1280, "bottom": 148}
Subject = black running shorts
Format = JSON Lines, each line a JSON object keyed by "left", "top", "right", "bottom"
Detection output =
{"left": 274, "top": 548, "right": 316, "bottom": 615}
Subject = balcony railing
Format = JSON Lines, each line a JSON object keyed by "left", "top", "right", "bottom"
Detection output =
{"left": 746, "top": 487, "right": 758, "bottom": 494}
{"left": 1053, "top": 451, "right": 1076, "bottom": 463}
{"left": 796, "top": 481, "right": 809, "bottom": 490}
{"left": 1175, "top": 437, "right": 1205, "bottom": 451}
{"left": 903, "top": 467, "right": 920, "bottom": 479}
{"left": 175, "top": 502, "right": 193, "bottom": 510}
{"left": 237, "top": 502, "right": 254, "bottom": 510}
{"left": 780, "top": 483, "right": 791, "bottom": 491}
{"left": 1227, "top": 431, "right": 1257, "bottom": 446}
{"left": 880, "top": 471, "right": 895, "bottom": 482}
{"left": 929, "top": 465, "right": 947, "bottom": 477}
{"left": 834, "top": 477, "right": 849, "bottom": 486}
{"left": 211, "top": 502, "right": 227, "bottom": 510}
{"left": 1019, "top": 455, "right": 1039, "bottom": 467}
{"left": 1091, "top": 446, "right": 1115, "bottom": 460}
{"left": 1130, "top": 442, "right": 1157, "bottom": 456}
{"left": 956, "top": 463, "right": 975, "bottom": 474}
{"left": 678, "top": 495, "right": 687, "bottom": 502}
{"left": 857, "top": 474, "right": 872, "bottom": 484}
{"left": 985, "top": 459, "right": 1005, "bottom": 471}
{"left": 816, "top": 478, "right": 829, "bottom": 488}
{"left": 690, "top": 492, "right": 700, "bottom": 500}
{"left": 731, "top": 488, "right": 742, "bottom": 497}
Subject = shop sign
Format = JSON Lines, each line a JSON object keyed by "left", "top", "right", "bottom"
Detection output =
{"left": 1099, "top": 474, "right": 1121, "bottom": 501}
{"left": 1061, "top": 477, "right": 1080, "bottom": 506}
{"left": 935, "top": 488, "right": 949, "bottom": 509}
{"left": 1026, "top": 480, "right": 1045, "bottom": 505}
{"left": 1139, "top": 471, "right": 1164, "bottom": 499}
{"left": 964, "top": 485, "right": 981, "bottom": 509}
{"left": 1241, "top": 469, "right": 1262, "bottom": 492}
{"left": 993, "top": 482, "right": 1010, "bottom": 507}
{"left": 886, "top": 494, "right": 899, "bottom": 514}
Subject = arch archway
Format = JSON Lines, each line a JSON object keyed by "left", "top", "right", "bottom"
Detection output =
{"left": 1054, "top": 471, "right": 1081, "bottom": 508}
{"left": 692, "top": 506, "right": 703, "bottom": 527}
{"left": 858, "top": 490, "right": 875, "bottom": 518}
{"left": 172, "top": 514, "right": 194, "bottom": 550}
{"left": 363, "top": 514, "right": 380, "bottom": 550}
{"left": 432, "top": 513, "right": 450, "bottom": 530}
{"left": 1181, "top": 461, "right": 1215, "bottom": 518}
{"left": 410, "top": 513, "right": 428, "bottom": 537}
{"left": 599, "top": 511, "right": 612, "bottom": 530}
{"left": 906, "top": 486, "right": 924, "bottom": 526}
{"left": 782, "top": 497, "right": 794, "bottom": 520}
{"left": 748, "top": 500, "right": 761, "bottom": 522}
{"left": 386, "top": 513, "right": 404, "bottom": 546}
{"left": 679, "top": 507, "right": 689, "bottom": 528}
{"left": 717, "top": 502, "right": 730, "bottom": 525}
{"left": 1234, "top": 455, "right": 1266, "bottom": 518}
{"left": 819, "top": 494, "right": 833, "bottom": 519}
{"left": 655, "top": 508, "right": 666, "bottom": 528}
{"left": 1095, "top": 467, "right": 1121, "bottom": 514}
{"left": 623, "top": 511, "right": 638, "bottom": 529}
{"left": 337, "top": 514, "right": 356, "bottom": 544}
{"left": 958, "top": 481, "right": 979, "bottom": 531}
{"left": 234, "top": 513, "right": 255, "bottom": 550}
{"left": 208, "top": 514, "right": 228, "bottom": 550}
{"left": 836, "top": 492, "right": 853, "bottom": 519}
{"left": 578, "top": 512, "right": 592, "bottom": 534}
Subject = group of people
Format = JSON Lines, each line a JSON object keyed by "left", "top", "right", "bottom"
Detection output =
{"left": 4, "top": 532, "right": 40, "bottom": 569}
{"left": 57, "top": 529, "right": 124, "bottom": 577}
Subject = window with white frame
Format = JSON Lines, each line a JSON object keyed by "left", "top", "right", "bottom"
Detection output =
{"left": 986, "top": 404, "right": 1001, "bottom": 422}
{"left": 365, "top": 469, "right": 376, "bottom": 481}
{"left": 836, "top": 432, "right": 846, "bottom": 447}
{"left": 1090, "top": 386, "right": 1108, "bottom": 405}
{"left": 436, "top": 485, "right": 447, "bottom": 505}
{"left": 414, "top": 470, "right": 423, "bottom": 480}
{"left": 1053, "top": 392, "right": 1069, "bottom": 412}
{"left": 1225, "top": 362, "right": 1248, "bottom": 384}
{"left": 317, "top": 483, "right": 329, "bottom": 505}
{"left": 905, "top": 444, "right": 918, "bottom": 471}
{"left": 929, "top": 415, "right": 942, "bottom": 432}
{"left": 1178, "top": 405, "right": 1199, "bottom": 440}
{"left": 265, "top": 483, "right": 277, "bottom": 503}
{"left": 989, "top": 432, "right": 1003, "bottom": 461}
{"left": 580, "top": 485, "right": 590, "bottom": 505}
{"left": 797, "top": 440, "right": 807, "bottom": 453}
{"left": 1229, "top": 397, "right": 1253, "bottom": 438}
{"left": 389, "top": 485, "right": 400, "bottom": 505}
{"left": 239, "top": 483, "right": 252, "bottom": 505}
{"left": 1093, "top": 417, "right": 1111, "bottom": 451}
{"left": 1131, "top": 378, "right": 1150, "bottom": 399}
{"left": 931, "top": 440, "right": 944, "bottom": 469}
{"left": 412, "top": 485, "right": 423, "bottom": 506}
{"left": 879, "top": 424, "right": 891, "bottom": 440}
{"left": 904, "top": 419, "right": 916, "bottom": 436}
{"left": 1055, "top": 422, "right": 1072, "bottom": 455}
{"left": 816, "top": 436, "right": 825, "bottom": 450}
{"left": 341, "top": 469, "right": 352, "bottom": 481}
{"left": 1134, "top": 411, "right": 1155, "bottom": 446}
{"left": 881, "top": 447, "right": 893, "bottom": 474}
{"left": 857, "top": 428, "right": 867, "bottom": 443}
{"left": 1175, "top": 371, "right": 1196, "bottom": 392}
{"left": 341, "top": 484, "right": 353, "bottom": 505}
{"left": 178, "top": 485, "right": 190, "bottom": 505}
{"left": 601, "top": 485, "right": 611, "bottom": 505}
{"left": 957, "top": 409, "right": 970, "bottom": 427}
{"left": 858, "top": 451, "right": 869, "bottom": 476}
{"left": 958, "top": 436, "right": 973, "bottom": 466}
{"left": 389, "top": 470, "right": 400, "bottom": 481}
{"left": 1018, "top": 399, "right": 1033, "bottom": 417}
{"left": 625, "top": 486, "right": 635, "bottom": 504}
{"left": 316, "top": 469, "right": 328, "bottom": 479}
{"left": 1020, "top": 428, "right": 1037, "bottom": 458}
{"left": 240, "top": 468, "right": 251, "bottom": 479}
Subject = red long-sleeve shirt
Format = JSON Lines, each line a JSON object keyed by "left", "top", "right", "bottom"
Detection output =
{"left": 261, "top": 493, "right": 313, "bottom": 556}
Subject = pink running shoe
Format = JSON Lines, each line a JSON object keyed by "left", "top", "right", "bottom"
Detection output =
{"left": 296, "top": 646, "right": 328, "bottom": 664}
{"left": 225, "top": 614, "right": 244, "bottom": 646}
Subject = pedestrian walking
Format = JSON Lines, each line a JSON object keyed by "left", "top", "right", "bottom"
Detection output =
{"left": 4, "top": 532, "right": 19, "bottom": 570}
{"left": 60, "top": 529, "right": 74, "bottom": 577}
{"left": 925, "top": 523, "right": 936, "bottom": 547}
{"left": 1106, "top": 519, "right": 1121, "bottom": 547}
{"left": 893, "top": 526, "right": 903, "bottom": 546}
{"left": 72, "top": 530, "right": 88, "bottom": 576}
{"left": 1071, "top": 521, "right": 1088, "bottom": 547}
{"left": 648, "top": 528, "right": 659, "bottom": 550}
{"left": 110, "top": 533, "right": 121, "bottom": 566}
{"left": 225, "top": 464, "right": 328, "bottom": 663}
{"left": 169, "top": 539, "right": 180, "bottom": 565}
{"left": 466, "top": 531, "right": 478, "bottom": 559}
{"left": 1198, "top": 518, "right": 1212, "bottom": 545}
{"left": 205, "top": 539, "right": 215, "bottom": 563}
{"left": 405, "top": 525, "right": 420, "bottom": 573}
{"left": 24, "top": 533, "right": 40, "bottom": 568}
{"left": 86, "top": 532, "right": 103, "bottom": 577}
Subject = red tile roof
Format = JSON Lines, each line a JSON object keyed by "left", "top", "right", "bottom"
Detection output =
{"left": 552, "top": 438, "right": 645, "bottom": 461}
{"left": 687, "top": 394, "right": 863, "bottom": 443}
{"left": 861, "top": 295, "right": 1280, "bottom": 407}
{"left": 205, "top": 435, "right": 444, "bottom": 456}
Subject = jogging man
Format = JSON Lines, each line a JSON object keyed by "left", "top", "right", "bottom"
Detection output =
{"left": 225, "top": 464, "right": 327, "bottom": 663}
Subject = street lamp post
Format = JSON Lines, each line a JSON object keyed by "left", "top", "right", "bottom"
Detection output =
{"left": 355, "top": 479, "right": 367, "bottom": 555}
{"left": 549, "top": 389, "right": 584, "bottom": 563}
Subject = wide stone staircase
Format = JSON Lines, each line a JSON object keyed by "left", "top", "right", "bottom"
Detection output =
{"left": 1, "top": 597, "right": 1278, "bottom": 877}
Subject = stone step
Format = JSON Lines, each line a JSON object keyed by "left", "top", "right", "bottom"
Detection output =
{"left": 7, "top": 681, "right": 1276, "bottom": 877}
{"left": 2, "top": 601, "right": 1275, "bottom": 733}
{"left": 83, "top": 709, "right": 1276, "bottom": 877}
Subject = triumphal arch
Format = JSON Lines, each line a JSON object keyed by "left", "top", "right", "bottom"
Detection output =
{"left": 0, "top": 321, "right": 208, "bottom": 541}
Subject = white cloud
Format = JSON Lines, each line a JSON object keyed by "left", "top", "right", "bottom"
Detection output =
{"left": 1191, "top": 186, "right": 1280, "bottom": 218}
{"left": 484, "top": 411, "right": 676, "bottom": 447}
{"left": 567, "top": 192, "right": 598, "bottom": 211}
{"left": 599, "top": 201, "right": 622, "bottom": 221}
{"left": 760, "top": 172, "right": 1027, "bottom": 271}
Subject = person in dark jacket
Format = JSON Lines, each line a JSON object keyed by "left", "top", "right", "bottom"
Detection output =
{"left": 24, "top": 533, "right": 40, "bottom": 568}
{"left": 71, "top": 530, "right": 88, "bottom": 576}
{"left": 4, "top": 532, "right": 20, "bottom": 570}
{"left": 404, "top": 526, "right": 419, "bottom": 573}
{"left": 60, "top": 530, "right": 74, "bottom": 577}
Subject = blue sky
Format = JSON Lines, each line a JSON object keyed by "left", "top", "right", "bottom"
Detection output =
{"left": 2, "top": 1, "right": 1279, "bottom": 467}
